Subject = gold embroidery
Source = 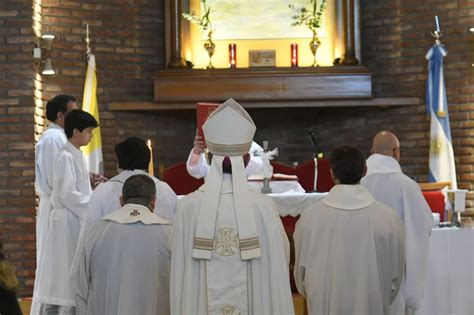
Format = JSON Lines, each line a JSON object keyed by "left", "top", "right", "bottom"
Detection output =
{"left": 240, "top": 236, "right": 260, "bottom": 251}
{"left": 214, "top": 228, "right": 239, "bottom": 256}
{"left": 221, "top": 306, "right": 237, "bottom": 315}
{"left": 193, "top": 237, "right": 213, "bottom": 251}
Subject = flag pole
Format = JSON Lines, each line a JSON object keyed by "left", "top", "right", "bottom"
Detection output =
{"left": 430, "top": 16, "right": 445, "bottom": 117}
{"left": 86, "top": 23, "right": 91, "bottom": 57}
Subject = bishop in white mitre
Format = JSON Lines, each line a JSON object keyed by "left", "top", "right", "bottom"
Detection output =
{"left": 71, "top": 174, "right": 171, "bottom": 315}
{"left": 294, "top": 145, "right": 406, "bottom": 315}
{"left": 171, "top": 99, "right": 294, "bottom": 315}
{"left": 186, "top": 128, "right": 264, "bottom": 179}
{"left": 361, "top": 131, "right": 434, "bottom": 315}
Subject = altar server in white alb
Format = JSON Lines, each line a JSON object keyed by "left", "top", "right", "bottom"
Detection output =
{"left": 32, "top": 94, "right": 77, "bottom": 315}
{"left": 171, "top": 98, "right": 294, "bottom": 315}
{"left": 78, "top": 137, "right": 176, "bottom": 242}
{"left": 72, "top": 175, "right": 172, "bottom": 315}
{"left": 186, "top": 128, "right": 264, "bottom": 178}
{"left": 294, "top": 145, "right": 406, "bottom": 315}
{"left": 38, "top": 110, "right": 98, "bottom": 315}
{"left": 362, "top": 131, "right": 434, "bottom": 315}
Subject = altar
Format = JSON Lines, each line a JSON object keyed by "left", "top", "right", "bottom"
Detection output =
{"left": 418, "top": 227, "right": 474, "bottom": 315}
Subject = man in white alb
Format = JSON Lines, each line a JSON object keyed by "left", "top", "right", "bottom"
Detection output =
{"left": 361, "top": 131, "right": 434, "bottom": 315}
{"left": 294, "top": 145, "right": 406, "bottom": 315}
{"left": 76, "top": 137, "right": 176, "bottom": 245}
{"left": 32, "top": 94, "right": 77, "bottom": 315}
{"left": 171, "top": 98, "right": 294, "bottom": 315}
{"left": 186, "top": 128, "right": 264, "bottom": 178}
{"left": 72, "top": 175, "right": 171, "bottom": 315}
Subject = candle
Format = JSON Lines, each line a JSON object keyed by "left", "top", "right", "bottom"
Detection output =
{"left": 435, "top": 16, "right": 441, "bottom": 32}
{"left": 229, "top": 44, "right": 237, "bottom": 68}
{"left": 147, "top": 139, "right": 154, "bottom": 176}
{"left": 291, "top": 43, "right": 298, "bottom": 67}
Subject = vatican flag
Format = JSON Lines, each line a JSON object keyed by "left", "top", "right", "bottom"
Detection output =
{"left": 426, "top": 44, "right": 457, "bottom": 190}
{"left": 82, "top": 54, "right": 103, "bottom": 174}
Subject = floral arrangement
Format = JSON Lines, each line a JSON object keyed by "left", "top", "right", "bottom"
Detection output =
{"left": 182, "top": 0, "right": 213, "bottom": 33}
{"left": 289, "top": 0, "right": 326, "bottom": 35}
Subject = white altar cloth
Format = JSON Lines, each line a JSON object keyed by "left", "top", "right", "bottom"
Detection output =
{"left": 248, "top": 180, "right": 305, "bottom": 194}
{"left": 417, "top": 227, "right": 474, "bottom": 315}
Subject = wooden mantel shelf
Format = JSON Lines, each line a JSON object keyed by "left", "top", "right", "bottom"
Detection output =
{"left": 109, "top": 97, "right": 421, "bottom": 111}
{"left": 108, "top": 66, "right": 420, "bottom": 110}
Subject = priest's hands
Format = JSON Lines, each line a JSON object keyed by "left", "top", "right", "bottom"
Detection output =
{"left": 90, "top": 172, "right": 108, "bottom": 189}
{"left": 193, "top": 129, "right": 205, "bottom": 155}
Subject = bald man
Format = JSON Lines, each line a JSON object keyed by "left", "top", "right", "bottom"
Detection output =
{"left": 361, "top": 131, "right": 434, "bottom": 315}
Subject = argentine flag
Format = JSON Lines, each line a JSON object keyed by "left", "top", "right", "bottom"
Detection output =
{"left": 82, "top": 54, "right": 103, "bottom": 174}
{"left": 426, "top": 44, "right": 457, "bottom": 189}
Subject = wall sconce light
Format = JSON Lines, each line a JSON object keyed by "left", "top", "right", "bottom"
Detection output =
{"left": 33, "top": 34, "right": 56, "bottom": 75}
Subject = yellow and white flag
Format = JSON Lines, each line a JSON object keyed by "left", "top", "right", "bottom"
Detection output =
{"left": 82, "top": 54, "right": 103, "bottom": 174}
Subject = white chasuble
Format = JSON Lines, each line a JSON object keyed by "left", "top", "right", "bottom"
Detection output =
{"left": 71, "top": 204, "right": 172, "bottom": 315}
{"left": 294, "top": 185, "right": 406, "bottom": 315}
{"left": 171, "top": 175, "right": 294, "bottom": 315}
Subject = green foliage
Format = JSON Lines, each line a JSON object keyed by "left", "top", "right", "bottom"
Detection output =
{"left": 289, "top": 0, "right": 326, "bottom": 34}
{"left": 182, "top": 0, "right": 213, "bottom": 33}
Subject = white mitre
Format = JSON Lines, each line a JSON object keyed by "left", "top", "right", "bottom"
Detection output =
{"left": 192, "top": 98, "right": 261, "bottom": 261}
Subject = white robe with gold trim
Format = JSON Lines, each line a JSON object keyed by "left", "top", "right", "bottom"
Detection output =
{"left": 170, "top": 175, "right": 294, "bottom": 315}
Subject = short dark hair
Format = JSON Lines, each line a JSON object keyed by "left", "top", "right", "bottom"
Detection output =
{"left": 115, "top": 137, "right": 151, "bottom": 171}
{"left": 64, "top": 109, "right": 98, "bottom": 138}
{"left": 122, "top": 174, "right": 156, "bottom": 207}
{"left": 46, "top": 94, "right": 76, "bottom": 122}
{"left": 329, "top": 145, "right": 366, "bottom": 184}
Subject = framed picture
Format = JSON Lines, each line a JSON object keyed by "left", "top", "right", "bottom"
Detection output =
{"left": 249, "top": 50, "right": 276, "bottom": 67}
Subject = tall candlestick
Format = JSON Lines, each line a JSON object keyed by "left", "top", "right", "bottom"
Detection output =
{"left": 229, "top": 44, "right": 237, "bottom": 68}
{"left": 147, "top": 139, "right": 154, "bottom": 176}
{"left": 291, "top": 43, "right": 298, "bottom": 67}
{"left": 435, "top": 16, "right": 441, "bottom": 32}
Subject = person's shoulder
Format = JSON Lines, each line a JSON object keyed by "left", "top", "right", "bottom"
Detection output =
{"left": 371, "top": 201, "right": 403, "bottom": 223}
{"left": 178, "top": 190, "right": 203, "bottom": 210}
{"left": 153, "top": 177, "right": 176, "bottom": 194}
{"left": 38, "top": 128, "right": 65, "bottom": 144}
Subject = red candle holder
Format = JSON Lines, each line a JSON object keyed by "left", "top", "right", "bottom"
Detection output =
{"left": 291, "top": 43, "right": 298, "bottom": 67}
{"left": 229, "top": 43, "right": 237, "bottom": 68}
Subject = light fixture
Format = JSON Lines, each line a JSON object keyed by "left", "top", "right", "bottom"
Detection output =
{"left": 33, "top": 34, "right": 55, "bottom": 75}
{"left": 42, "top": 59, "right": 55, "bottom": 75}
{"left": 470, "top": 27, "right": 474, "bottom": 33}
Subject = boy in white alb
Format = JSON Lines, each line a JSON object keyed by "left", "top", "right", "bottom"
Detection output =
{"left": 38, "top": 109, "right": 98, "bottom": 315}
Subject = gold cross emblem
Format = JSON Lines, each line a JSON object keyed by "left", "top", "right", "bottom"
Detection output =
{"left": 214, "top": 228, "right": 239, "bottom": 256}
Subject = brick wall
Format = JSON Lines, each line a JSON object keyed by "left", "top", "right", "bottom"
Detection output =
{"left": 0, "top": 0, "right": 36, "bottom": 296}
{"left": 1, "top": 0, "right": 473, "bottom": 295}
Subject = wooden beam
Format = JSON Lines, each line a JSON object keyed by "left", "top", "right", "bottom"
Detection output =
{"left": 154, "top": 66, "right": 373, "bottom": 103}
{"left": 108, "top": 97, "right": 421, "bottom": 111}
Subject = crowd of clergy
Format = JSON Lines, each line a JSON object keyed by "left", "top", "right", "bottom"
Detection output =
{"left": 28, "top": 94, "right": 434, "bottom": 315}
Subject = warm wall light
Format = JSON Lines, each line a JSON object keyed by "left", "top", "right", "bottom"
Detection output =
{"left": 33, "top": 34, "right": 55, "bottom": 75}
{"left": 229, "top": 44, "right": 237, "bottom": 68}
{"left": 291, "top": 43, "right": 298, "bottom": 67}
